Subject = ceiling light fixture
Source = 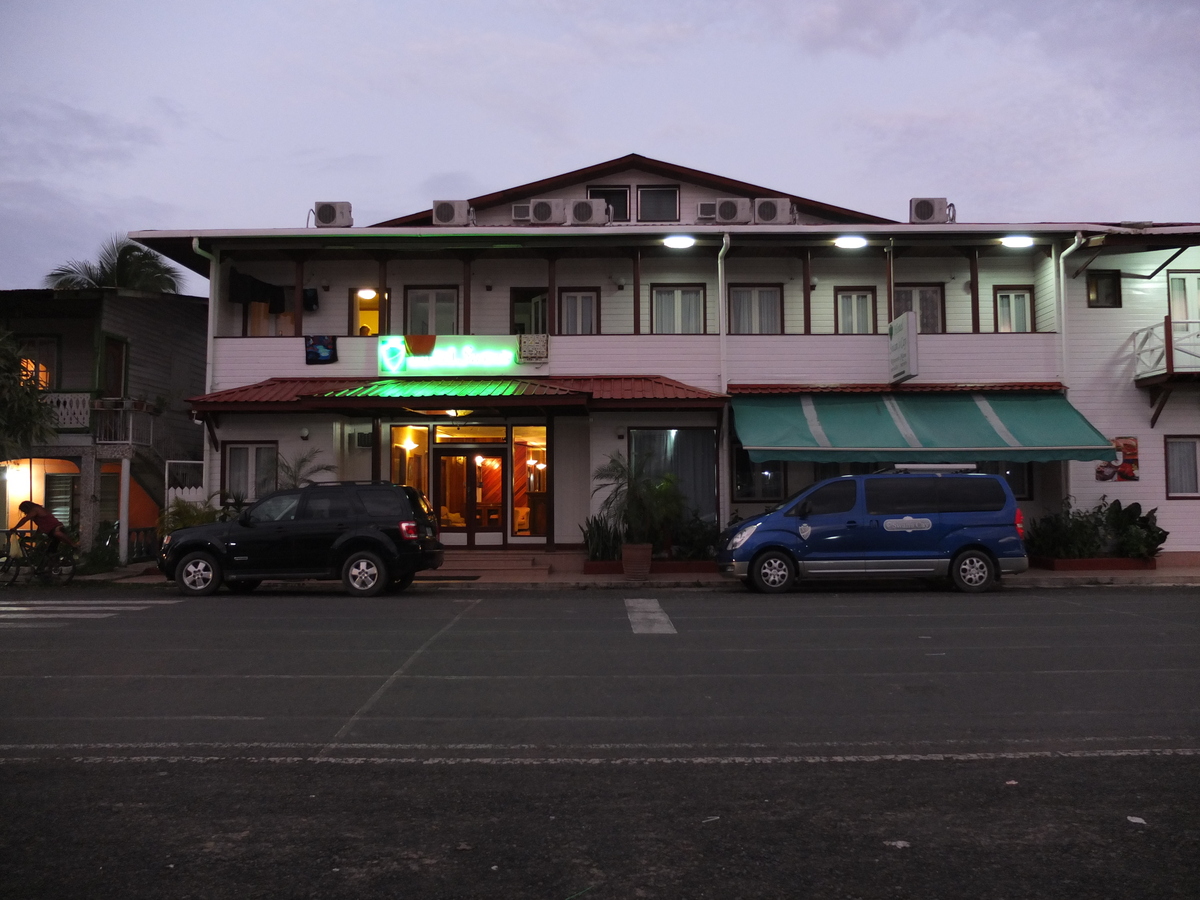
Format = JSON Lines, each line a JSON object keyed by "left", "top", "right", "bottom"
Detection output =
{"left": 663, "top": 235, "right": 695, "bottom": 249}
{"left": 356, "top": 288, "right": 378, "bottom": 300}
{"left": 834, "top": 236, "right": 868, "bottom": 249}
{"left": 1000, "top": 235, "right": 1035, "bottom": 248}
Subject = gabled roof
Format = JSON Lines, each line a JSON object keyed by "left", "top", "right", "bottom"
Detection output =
{"left": 371, "top": 153, "right": 895, "bottom": 227}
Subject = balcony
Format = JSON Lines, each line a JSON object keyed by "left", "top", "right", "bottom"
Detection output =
{"left": 1132, "top": 317, "right": 1200, "bottom": 383}
{"left": 39, "top": 394, "right": 160, "bottom": 447}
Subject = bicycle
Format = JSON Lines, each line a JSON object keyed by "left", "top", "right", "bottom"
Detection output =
{"left": 2, "top": 530, "right": 76, "bottom": 586}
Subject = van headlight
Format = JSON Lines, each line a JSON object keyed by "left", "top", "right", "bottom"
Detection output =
{"left": 727, "top": 523, "right": 759, "bottom": 550}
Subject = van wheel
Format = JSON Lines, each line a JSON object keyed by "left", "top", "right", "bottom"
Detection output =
{"left": 750, "top": 551, "right": 795, "bottom": 593}
{"left": 177, "top": 551, "right": 221, "bottom": 596}
{"left": 951, "top": 550, "right": 995, "bottom": 593}
{"left": 342, "top": 550, "right": 387, "bottom": 597}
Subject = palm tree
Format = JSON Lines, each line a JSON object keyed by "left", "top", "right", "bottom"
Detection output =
{"left": 44, "top": 234, "right": 182, "bottom": 293}
{"left": 0, "top": 330, "right": 55, "bottom": 461}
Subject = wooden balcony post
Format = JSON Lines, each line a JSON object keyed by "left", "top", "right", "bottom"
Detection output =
{"left": 633, "top": 249, "right": 642, "bottom": 335}
{"left": 1165, "top": 315, "right": 1174, "bottom": 375}
{"left": 802, "top": 250, "right": 812, "bottom": 335}
{"left": 546, "top": 255, "right": 557, "bottom": 335}
{"left": 970, "top": 249, "right": 981, "bottom": 333}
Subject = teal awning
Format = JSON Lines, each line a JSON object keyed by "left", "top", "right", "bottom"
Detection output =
{"left": 732, "top": 393, "right": 1116, "bottom": 463}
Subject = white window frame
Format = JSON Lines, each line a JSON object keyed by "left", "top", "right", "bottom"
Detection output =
{"left": 1168, "top": 271, "right": 1200, "bottom": 323}
{"left": 223, "top": 442, "right": 278, "bottom": 503}
{"left": 1166, "top": 436, "right": 1200, "bottom": 498}
{"left": 559, "top": 289, "right": 598, "bottom": 335}
{"left": 651, "top": 284, "right": 706, "bottom": 334}
{"left": 836, "top": 288, "right": 876, "bottom": 335}
{"left": 728, "top": 285, "right": 782, "bottom": 335}
{"left": 894, "top": 284, "right": 944, "bottom": 334}
{"left": 406, "top": 287, "right": 459, "bottom": 335}
{"left": 992, "top": 285, "right": 1032, "bottom": 334}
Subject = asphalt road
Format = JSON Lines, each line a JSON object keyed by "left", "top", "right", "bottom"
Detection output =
{"left": 1, "top": 582, "right": 1197, "bottom": 898}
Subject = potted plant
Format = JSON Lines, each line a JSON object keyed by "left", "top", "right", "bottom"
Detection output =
{"left": 591, "top": 452, "right": 686, "bottom": 579}
{"left": 1025, "top": 497, "right": 1169, "bottom": 569}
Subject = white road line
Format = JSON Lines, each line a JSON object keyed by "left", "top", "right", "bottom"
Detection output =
{"left": 0, "top": 623, "right": 68, "bottom": 629}
{"left": 0, "top": 613, "right": 116, "bottom": 619}
{"left": 0, "top": 606, "right": 156, "bottom": 612}
{"left": 0, "top": 748, "right": 1196, "bottom": 766}
{"left": 0, "top": 600, "right": 181, "bottom": 606}
{"left": 625, "top": 598, "right": 676, "bottom": 634}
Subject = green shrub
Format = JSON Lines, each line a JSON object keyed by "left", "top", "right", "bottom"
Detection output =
{"left": 76, "top": 521, "right": 119, "bottom": 574}
{"left": 1024, "top": 497, "right": 1168, "bottom": 560}
{"left": 580, "top": 515, "right": 623, "bottom": 561}
{"left": 671, "top": 513, "right": 720, "bottom": 560}
{"left": 158, "top": 496, "right": 220, "bottom": 536}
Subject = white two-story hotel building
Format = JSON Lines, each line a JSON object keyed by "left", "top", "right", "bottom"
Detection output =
{"left": 133, "top": 155, "right": 1200, "bottom": 565}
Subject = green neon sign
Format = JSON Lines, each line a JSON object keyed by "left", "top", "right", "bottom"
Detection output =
{"left": 378, "top": 335, "right": 519, "bottom": 376}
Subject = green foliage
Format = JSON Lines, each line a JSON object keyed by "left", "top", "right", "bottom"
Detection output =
{"left": 1024, "top": 496, "right": 1169, "bottom": 560}
{"left": 580, "top": 514, "right": 623, "bottom": 561}
{"left": 591, "top": 451, "right": 687, "bottom": 552}
{"left": 276, "top": 447, "right": 337, "bottom": 489}
{"left": 44, "top": 235, "right": 182, "bottom": 293}
{"left": 158, "top": 496, "right": 220, "bottom": 537}
{"left": 0, "top": 330, "right": 56, "bottom": 461}
{"left": 672, "top": 512, "right": 720, "bottom": 560}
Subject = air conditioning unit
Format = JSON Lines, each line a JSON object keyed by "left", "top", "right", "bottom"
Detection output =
{"left": 909, "top": 198, "right": 955, "bottom": 224}
{"left": 568, "top": 198, "right": 609, "bottom": 226}
{"left": 519, "top": 333, "right": 548, "bottom": 363}
{"left": 714, "top": 198, "right": 753, "bottom": 224}
{"left": 313, "top": 201, "right": 352, "bottom": 228}
{"left": 354, "top": 431, "right": 373, "bottom": 449}
{"left": 512, "top": 203, "right": 532, "bottom": 223}
{"left": 529, "top": 198, "right": 567, "bottom": 225}
{"left": 696, "top": 201, "right": 718, "bottom": 220}
{"left": 754, "top": 198, "right": 792, "bottom": 224}
{"left": 432, "top": 200, "right": 473, "bottom": 226}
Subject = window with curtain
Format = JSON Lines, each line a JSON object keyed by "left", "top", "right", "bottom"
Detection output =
{"left": 17, "top": 336, "right": 57, "bottom": 389}
{"left": 894, "top": 285, "right": 943, "bottom": 333}
{"left": 407, "top": 288, "right": 458, "bottom": 334}
{"left": 1168, "top": 273, "right": 1200, "bottom": 324}
{"left": 1166, "top": 437, "right": 1200, "bottom": 497}
{"left": 560, "top": 290, "right": 598, "bottom": 335}
{"left": 729, "top": 286, "right": 782, "bottom": 334}
{"left": 994, "top": 286, "right": 1033, "bottom": 333}
{"left": 637, "top": 186, "right": 679, "bottom": 222}
{"left": 225, "top": 443, "right": 278, "bottom": 501}
{"left": 628, "top": 428, "right": 717, "bottom": 521}
{"left": 652, "top": 285, "right": 704, "bottom": 334}
{"left": 837, "top": 289, "right": 875, "bottom": 334}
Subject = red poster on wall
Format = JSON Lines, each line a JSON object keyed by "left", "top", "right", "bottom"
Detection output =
{"left": 1096, "top": 436, "right": 1138, "bottom": 482}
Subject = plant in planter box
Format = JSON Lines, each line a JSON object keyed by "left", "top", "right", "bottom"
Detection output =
{"left": 591, "top": 451, "right": 688, "bottom": 574}
{"left": 1025, "top": 496, "right": 1169, "bottom": 560}
{"left": 580, "top": 514, "right": 623, "bottom": 562}
{"left": 1103, "top": 499, "right": 1168, "bottom": 559}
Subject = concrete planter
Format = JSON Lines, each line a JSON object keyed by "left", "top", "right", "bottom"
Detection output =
{"left": 620, "top": 543, "right": 653, "bottom": 580}
{"left": 1030, "top": 557, "right": 1157, "bottom": 571}
{"left": 582, "top": 559, "right": 719, "bottom": 575}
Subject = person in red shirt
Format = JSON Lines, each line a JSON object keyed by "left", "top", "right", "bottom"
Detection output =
{"left": 9, "top": 501, "right": 79, "bottom": 550}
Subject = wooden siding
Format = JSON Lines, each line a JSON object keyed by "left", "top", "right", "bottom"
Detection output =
{"left": 100, "top": 295, "right": 207, "bottom": 461}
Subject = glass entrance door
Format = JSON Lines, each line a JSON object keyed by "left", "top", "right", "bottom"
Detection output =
{"left": 434, "top": 450, "right": 505, "bottom": 545}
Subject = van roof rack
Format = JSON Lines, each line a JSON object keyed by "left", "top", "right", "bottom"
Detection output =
{"left": 889, "top": 464, "right": 978, "bottom": 473}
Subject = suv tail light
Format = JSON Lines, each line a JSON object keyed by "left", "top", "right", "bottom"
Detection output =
{"left": 399, "top": 521, "right": 419, "bottom": 540}
{"left": 1015, "top": 507, "right": 1024, "bottom": 540}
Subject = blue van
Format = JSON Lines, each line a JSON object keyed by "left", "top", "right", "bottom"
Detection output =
{"left": 717, "top": 473, "right": 1028, "bottom": 593}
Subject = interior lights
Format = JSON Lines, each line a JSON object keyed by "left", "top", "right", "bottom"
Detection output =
{"left": 1000, "top": 235, "right": 1035, "bottom": 248}
{"left": 356, "top": 288, "right": 378, "bottom": 300}
{"left": 663, "top": 235, "right": 695, "bottom": 249}
{"left": 834, "top": 236, "right": 868, "bottom": 249}
{"left": 535, "top": 463, "right": 547, "bottom": 470}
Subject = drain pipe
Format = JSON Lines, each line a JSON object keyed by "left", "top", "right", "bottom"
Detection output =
{"left": 1056, "top": 230, "right": 1085, "bottom": 506}
{"left": 192, "top": 238, "right": 219, "bottom": 504}
{"left": 717, "top": 233, "right": 732, "bottom": 529}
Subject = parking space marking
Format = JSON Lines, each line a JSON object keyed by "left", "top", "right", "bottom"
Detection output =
{"left": 625, "top": 598, "right": 676, "bottom": 634}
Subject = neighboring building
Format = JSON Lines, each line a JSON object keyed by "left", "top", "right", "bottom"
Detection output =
{"left": 131, "top": 154, "right": 1200, "bottom": 564}
{"left": 1, "top": 288, "right": 208, "bottom": 559}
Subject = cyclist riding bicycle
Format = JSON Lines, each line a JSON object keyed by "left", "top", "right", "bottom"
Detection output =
{"left": 8, "top": 501, "right": 80, "bottom": 552}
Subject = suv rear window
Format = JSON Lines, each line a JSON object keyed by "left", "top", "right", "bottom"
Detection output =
{"left": 357, "top": 488, "right": 412, "bottom": 518}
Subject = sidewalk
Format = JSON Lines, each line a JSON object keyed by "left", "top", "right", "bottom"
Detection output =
{"left": 80, "top": 564, "right": 1200, "bottom": 590}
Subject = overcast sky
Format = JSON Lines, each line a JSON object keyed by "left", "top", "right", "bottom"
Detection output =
{"left": 2, "top": 0, "right": 1197, "bottom": 295}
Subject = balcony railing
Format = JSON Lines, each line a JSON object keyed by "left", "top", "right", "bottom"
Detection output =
{"left": 93, "top": 408, "right": 155, "bottom": 446}
{"left": 43, "top": 392, "right": 92, "bottom": 429}
{"left": 1133, "top": 317, "right": 1200, "bottom": 380}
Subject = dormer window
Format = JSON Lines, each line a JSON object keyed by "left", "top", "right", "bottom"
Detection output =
{"left": 587, "top": 186, "right": 629, "bottom": 222}
{"left": 637, "top": 186, "right": 679, "bottom": 222}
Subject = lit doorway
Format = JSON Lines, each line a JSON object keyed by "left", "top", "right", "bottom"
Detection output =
{"left": 433, "top": 450, "right": 505, "bottom": 546}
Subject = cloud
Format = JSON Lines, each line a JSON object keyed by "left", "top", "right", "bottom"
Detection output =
{"left": 0, "top": 96, "right": 160, "bottom": 177}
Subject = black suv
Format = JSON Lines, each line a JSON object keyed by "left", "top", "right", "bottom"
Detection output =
{"left": 159, "top": 482, "right": 443, "bottom": 597}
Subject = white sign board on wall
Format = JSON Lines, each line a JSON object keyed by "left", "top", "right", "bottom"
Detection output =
{"left": 888, "top": 310, "right": 919, "bottom": 384}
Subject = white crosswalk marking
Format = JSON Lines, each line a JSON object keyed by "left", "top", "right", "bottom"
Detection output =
{"left": 625, "top": 598, "right": 677, "bottom": 634}
{"left": 0, "top": 599, "right": 181, "bottom": 627}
